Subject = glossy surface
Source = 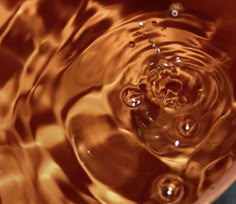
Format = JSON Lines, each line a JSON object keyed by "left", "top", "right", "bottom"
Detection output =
{"left": 0, "top": 0, "right": 236, "bottom": 203}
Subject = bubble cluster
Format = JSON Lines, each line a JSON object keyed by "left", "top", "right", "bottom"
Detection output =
{"left": 145, "top": 61, "right": 189, "bottom": 109}
{"left": 67, "top": 6, "right": 235, "bottom": 204}
{"left": 122, "top": 87, "right": 143, "bottom": 108}
{"left": 152, "top": 174, "right": 184, "bottom": 203}
{"left": 148, "top": 39, "right": 161, "bottom": 54}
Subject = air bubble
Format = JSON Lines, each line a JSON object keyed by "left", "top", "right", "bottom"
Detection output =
{"left": 122, "top": 87, "right": 143, "bottom": 108}
{"left": 177, "top": 118, "right": 198, "bottom": 138}
{"left": 169, "top": 2, "right": 184, "bottom": 18}
{"left": 152, "top": 174, "right": 184, "bottom": 204}
{"left": 128, "top": 41, "right": 136, "bottom": 48}
{"left": 152, "top": 21, "right": 158, "bottom": 27}
{"left": 171, "top": 10, "right": 179, "bottom": 17}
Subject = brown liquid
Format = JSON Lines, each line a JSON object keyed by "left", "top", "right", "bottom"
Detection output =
{"left": 0, "top": 0, "right": 236, "bottom": 203}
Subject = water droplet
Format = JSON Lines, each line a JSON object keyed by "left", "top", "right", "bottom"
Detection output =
{"left": 155, "top": 47, "right": 161, "bottom": 54}
{"left": 175, "top": 140, "right": 180, "bottom": 147}
{"left": 128, "top": 41, "right": 136, "bottom": 48}
{"left": 169, "top": 2, "right": 184, "bottom": 18}
{"left": 177, "top": 118, "right": 198, "bottom": 138}
{"left": 139, "top": 21, "right": 145, "bottom": 28}
{"left": 87, "top": 150, "right": 93, "bottom": 156}
{"left": 152, "top": 21, "right": 158, "bottom": 27}
{"left": 176, "top": 56, "right": 182, "bottom": 63}
{"left": 152, "top": 174, "right": 184, "bottom": 203}
{"left": 159, "top": 59, "right": 171, "bottom": 67}
{"left": 148, "top": 39, "right": 161, "bottom": 54}
{"left": 122, "top": 87, "right": 143, "bottom": 108}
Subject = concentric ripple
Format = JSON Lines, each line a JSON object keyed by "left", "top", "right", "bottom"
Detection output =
{"left": 1, "top": 0, "right": 236, "bottom": 204}
{"left": 65, "top": 2, "right": 235, "bottom": 204}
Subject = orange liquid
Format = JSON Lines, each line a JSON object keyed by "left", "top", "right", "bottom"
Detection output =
{"left": 0, "top": 0, "right": 236, "bottom": 203}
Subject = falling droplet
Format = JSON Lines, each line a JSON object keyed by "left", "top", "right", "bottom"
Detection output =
{"left": 177, "top": 118, "right": 198, "bottom": 138}
{"left": 128, "top": 41, "right": 136, "bottom": 48}
{"left": 169, "top": 2, "right": 184, "bottom": 18}
{"left": 152, "top": 174, "right": 184, "bottom": 204}
{"left": 122, "top": 87, "right": 143, "bottom": 108}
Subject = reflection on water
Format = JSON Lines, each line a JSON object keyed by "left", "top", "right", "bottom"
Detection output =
{"left": 0, "top": 0, "right": 236, "bottom": 203}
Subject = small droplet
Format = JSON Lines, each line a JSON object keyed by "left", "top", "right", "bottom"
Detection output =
{"left": 175, "top": 140, "right": 180, "bottom": 147}
{"left": 176, "top": 56, "right": 182, "bottom": 63}
{"left": 177, "top": 118, "right": 198, "bottom": 138}
{"left": 152, "top": 174, "right": 184, "bottom": 203}
{"left": 152, "top": 43, "right": 157, "bottom": 48}
{"left": 128, "top": 41, "right": 136, "bottom": 48}
{"left": 122, "top": 87, "right": 143, "bottom": 108}
{"left": 152, "top": 21, "right": 158, "bottom": 27}
{"left": 155, "top": 47, "right": 161, "bottom": 54}
{"left": 139, "top": 21, "right": 145, "bottom": 28}
{"left": 169, "top": 2, "right": 184, "bottom": 18}
{"left": 158, "top": 59, "right": 172, "bottom": 68}
{"left": 148, "top": 39, "right": 161, "bottom": 54}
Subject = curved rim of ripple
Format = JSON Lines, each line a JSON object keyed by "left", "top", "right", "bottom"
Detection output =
{"left": 194, "top": 161, "right": 236, "bottom": 204}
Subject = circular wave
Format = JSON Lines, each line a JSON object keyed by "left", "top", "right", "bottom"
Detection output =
{"left": 66, "top": 4, "right": 235, "bottom": 204}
